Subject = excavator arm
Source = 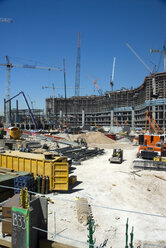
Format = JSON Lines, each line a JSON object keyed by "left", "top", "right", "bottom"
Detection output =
{"left": 145, "top": 111, "right": 162, "bottom": 134}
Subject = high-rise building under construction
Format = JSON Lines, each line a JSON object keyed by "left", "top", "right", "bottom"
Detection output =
{"left": 45, "top": 71, "right": 166, "bottom": 130}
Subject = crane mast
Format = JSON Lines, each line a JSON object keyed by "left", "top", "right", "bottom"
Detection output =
{"left": 42, "top": 84, "right": 56, "bottom": 116}
{"left": 150, "top": 46, "right": 166, "bottom": 72}
{"left": 75, "top": 32, "right": 81, "bottom": 97}
{"left": 63, "top": 59, "right": 67, "bottom": 128}
{"left": 110, "top": 57, "right": 116, "bottom": 91}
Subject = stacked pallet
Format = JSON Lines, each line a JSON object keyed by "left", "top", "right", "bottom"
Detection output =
{"left": 14, "top": 175, "right": 35, "bottom": 194}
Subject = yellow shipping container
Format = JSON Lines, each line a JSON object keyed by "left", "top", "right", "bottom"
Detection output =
{"left": 0, "top": 151, "right": 69, "bottom": 191}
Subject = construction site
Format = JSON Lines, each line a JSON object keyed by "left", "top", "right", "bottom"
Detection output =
{"left": 0, "top": 6, "right": 166, "bottom": 248}
{"left": 45, "top": 71, "right": 166, "bottom": 130}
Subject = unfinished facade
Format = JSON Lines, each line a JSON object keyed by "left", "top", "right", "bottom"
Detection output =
{"left": 10, "top": 108, "right": 45, "bottom": 129}
{"left": 45, "top": 72, "right": 166, "bottom": 130}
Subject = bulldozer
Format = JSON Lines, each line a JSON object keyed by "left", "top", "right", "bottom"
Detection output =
{"left": 109, "top": 149, "right": 123, "bottom": 164}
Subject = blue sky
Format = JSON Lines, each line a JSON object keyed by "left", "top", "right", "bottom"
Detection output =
{"left": 0, "top": 0, "right": 165, "bottom": 114}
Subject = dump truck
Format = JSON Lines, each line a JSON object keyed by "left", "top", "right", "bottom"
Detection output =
{"left": 109, "top": 149, "right": 123, "bottom": 164}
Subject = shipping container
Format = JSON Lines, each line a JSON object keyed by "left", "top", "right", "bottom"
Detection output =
{"left": 0, "top": 151, "right": 69, "bottom": 191}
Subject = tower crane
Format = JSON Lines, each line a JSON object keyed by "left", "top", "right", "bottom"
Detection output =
{"left": 126, "top": 43, "right": 158, "bottom": 97}
{"left": 42, "top": 83, "right": 76, "bottom": 116}
{"left": 0, "top": 18, "right": 13, "bottom": 23}
{"left": 110, "top": 57, "right": 116, "bottom": 91}
{"left": 150, "top": 46, "right": 166, "bottom": 72}
{"left": 86, "top": 74, "right": 103, "bottom": 96}
{"left": 42, "top": 83, "right": 57, "bottom": 116}
{"left": 126, "top": 43, "right": 152, "bottom": 74}
{"left": 28, "top": 95, "right": 35, "bottom": 110}
{"left": 75, "top": 32, "right": 81, "bottom": 97}
{"left": 0, "top": 56, "right": 61, "bottom": 127}
{"left": 126, "top": 43, "right": 158, "bottom": 130}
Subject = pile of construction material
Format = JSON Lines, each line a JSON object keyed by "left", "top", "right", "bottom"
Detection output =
{"left": 68, "top": 131, "right": 116, "bottom": 147}
{"left": 55, "top": 146, "right": 104, "bottom": 164}
{"left": 26, "top": 132, "right": 106, "bottom": 164}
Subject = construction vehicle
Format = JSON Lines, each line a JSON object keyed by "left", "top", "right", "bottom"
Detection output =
{"left": 5, "top": 91, "right": 38, "bottom": 129}
{"left": 145, "top": 110, "right": 163, "bottom": 135}
{"left": 109, "top": 149, "right": 123, "bottom": 164}
{"left": 137, "top": 133, "right": 166, "bottom": 158}
{"left": 138, "top": 108, "right": 165, "bottom": 154}
{"left": 137, "top": 109, "right": 166, "bottom": 159}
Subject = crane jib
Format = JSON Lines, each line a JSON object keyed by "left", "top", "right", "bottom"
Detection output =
{"left": 23, "top": 64, "right": 36, "bottom": 69}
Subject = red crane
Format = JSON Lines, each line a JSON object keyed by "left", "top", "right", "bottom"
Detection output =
{"left": 86, "top": 74, "right": 103, "bottom": 96}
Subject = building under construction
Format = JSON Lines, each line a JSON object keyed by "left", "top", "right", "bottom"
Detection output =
{"left": 45, "top": 71, "right": 166, "bottom": 130}
{"left": 10, "top": 108, "right": 44, "bottom": 129}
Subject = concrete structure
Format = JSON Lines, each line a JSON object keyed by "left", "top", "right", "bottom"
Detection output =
{"left": 45, "top": 72, "right": 166, "bottom": 130}
{"left": 10, "top": 108, "right": 45, "bottom": 129}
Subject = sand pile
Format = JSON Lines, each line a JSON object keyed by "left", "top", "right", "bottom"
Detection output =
{"left": 69, "top": 131, "right": 116, "bottom": 146}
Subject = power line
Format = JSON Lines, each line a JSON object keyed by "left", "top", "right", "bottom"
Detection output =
{"left": 0, "top": 184, "right": 166, "bottom": 220}
{"left": 0, "top": 217, "right": 95, "bottom": 247}
{"left": 0, "top": 184, "right": 166, "bottom": 248}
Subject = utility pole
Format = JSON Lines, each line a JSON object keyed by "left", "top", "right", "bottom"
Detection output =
{"left": 75, "top": 32, "right": 81, "bottom": 96}
{"left": 150, "top": 46, "right": 166, "bottom": 72}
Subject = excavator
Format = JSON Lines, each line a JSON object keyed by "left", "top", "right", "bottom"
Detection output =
{"left": 137, "top": 110, "right": 166, "bottom": 159}
{"left": 145, "top": 111, "right": 163, "bottom": 135}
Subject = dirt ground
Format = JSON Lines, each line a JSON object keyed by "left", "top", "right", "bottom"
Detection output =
{"left": 0, "top": 133, "right": 166, "bottom": 247}
{"left": 46, "top": 138, "right": 166, "bottom": 248}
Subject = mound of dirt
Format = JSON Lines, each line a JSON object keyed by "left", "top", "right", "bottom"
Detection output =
{"left": 69, "top": 131, "right": 116, "bottom": 146}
